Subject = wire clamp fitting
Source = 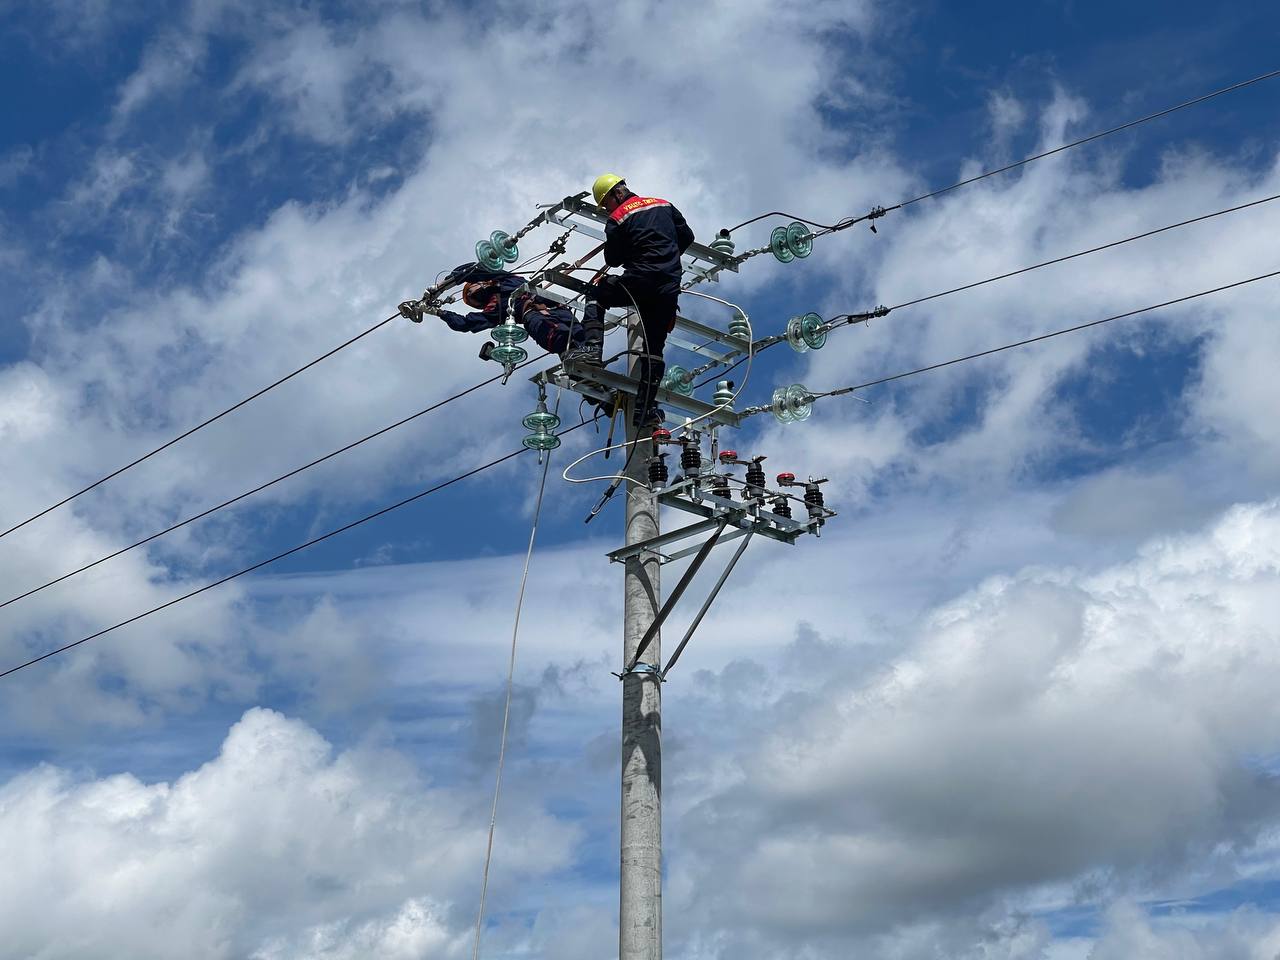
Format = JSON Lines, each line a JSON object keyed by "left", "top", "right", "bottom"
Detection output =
{"left": 613, "top": 661, "right": 663, "bottom": 681}
{"left": 398, "top": 300, "right": 425, "bottom": 323}
{"left": 867, "top": 205, "right": 887, "bottom": 233}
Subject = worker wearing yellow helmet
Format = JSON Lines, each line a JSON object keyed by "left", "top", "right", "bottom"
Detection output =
{"left": 568, "top": 173, "right": 695, "bottom": 429}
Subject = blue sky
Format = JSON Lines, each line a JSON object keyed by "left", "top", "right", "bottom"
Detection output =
{"left": 2, "top": 2, "right": 1280, "bottom": 958}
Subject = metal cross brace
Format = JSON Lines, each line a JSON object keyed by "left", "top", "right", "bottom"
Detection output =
{"left": 661, "top": 531, "right": 753, "bottom": 679}
{"left": 623, "top": 520, "right": 727, "bottom": 674}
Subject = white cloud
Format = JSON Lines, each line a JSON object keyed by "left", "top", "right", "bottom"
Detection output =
{"left": 667, "top": 499, "right": 1280, "bottom": 952}
{"left": 5, "top": 3, "right": 1280, "bottom": 957}
{"left": 0, "top": 707, "right": 573, "bottom": 959}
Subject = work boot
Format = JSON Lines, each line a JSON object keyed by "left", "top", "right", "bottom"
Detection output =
{"left": 565, "top": 302, "right": 606, "bottom": 366}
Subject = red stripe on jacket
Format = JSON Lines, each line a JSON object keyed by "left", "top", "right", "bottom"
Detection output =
{"left": 609, "top": 196, "right": 671, "bottom": 223}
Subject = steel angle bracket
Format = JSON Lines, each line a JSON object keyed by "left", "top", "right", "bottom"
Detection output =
{"left": 607, "top": 516, "right": 729, "bottom": 564}
{"left": 534, "top": 362, "right": 743, "bottom": 430}
{"left": 653, "top": 479, "right": 811, "bottom": 547}
{"left": 661, "top": 531, "right": 753, "bottom": 680}
{"left": 615, "top": 520, "right": 758, "bottom": 679}
{"left": 535, "top": 270, "right": 748, "bottom": 365}
{"left": 621, "top": 519, "right": 727, "bottom": 675}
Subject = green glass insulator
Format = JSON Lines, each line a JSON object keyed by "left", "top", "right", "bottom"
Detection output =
{"left": 523, "top": 430, "right": 561, "bottom": 451}
{"left": 785, "top": 383, "right": 813, "bottom": 422}
{"left": 489, "top": 343, "right": 528, "bottom": 365}
{"left": 771, "top": 385, "right": 795, "bottom": 424}
{"left": 710, "top": 233, "right": 735, "bottom": 256}
{"left": 711, "top": 380, "right": 734, "bottom": 409}
{"left": 770, "top": 225, "right": 794, "bottom": 264}
{"left": 522, "top": 402, "right": 561, "bottom": 433}
{"left": 727, "top": 309, "right": 750, "bottom": 340}
{"left": 661, "top": 365, "right": 693, "bottom": 396}
{"left": 786, "top": 221, "right": 813, "bottom": 259}
{"left": 491, "top": 321, "right": 528, "bottom": 345}
{"left": 800, "top": 312, "right": 827, "bottom": 350}
{"left": 475, "top": 239, "right": 504, "bottom": 271}
{"left": 491, "top": 230, "right": 519, "bottom": 264}
{"left": 785, "top": 315, "right": 810, "bottom": 354}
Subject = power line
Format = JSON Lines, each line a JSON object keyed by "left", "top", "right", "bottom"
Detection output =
{"left": 0, "top": 314, "right": 398, "bottom": 542}
{"left": 814, "top": 269, "right": 1280, "bottom": 400}
{"left": 697, "top": 191, "right": 1280, "bottom": 389}
{"left": 0, "top": 354, "right": 552, "bottom": 612}
{"left": 896, "top": 69, "right": 1280, "bottom": 209}
{"left": 837, "top": 190, "right": 1280, "bottom": 320}
{"left": 726, "top": 67, "right": 1280, "bottom": 235}
{"left": 0, "top": 420, "right": 588, "bottom": 680}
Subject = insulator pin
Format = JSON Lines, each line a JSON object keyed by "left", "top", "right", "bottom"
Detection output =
{"left": 710, "top": 229, "right": 735, "bottom": 256}
{"left": 648, "top": 453, "right": 669, "bottom": 485}
{"left": 711, "top": 380, "right": 735, "bottom": 410}
{"left": 727, "top": 309, "right": 750, "bottom": 341}
{"left": 771, "top": 496, "right": 792, "bottom": 519}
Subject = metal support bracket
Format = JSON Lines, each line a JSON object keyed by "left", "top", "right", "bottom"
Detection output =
{"left": 622, "top": 520, "right": 727, "bottom": 674}
{"left": 534, "top": 362, "right": 743, "bottom": 430}
{"left": 661, "top": 531, "right": 754, "bottom": 679}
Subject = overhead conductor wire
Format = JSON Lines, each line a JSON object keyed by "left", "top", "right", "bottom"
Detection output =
{"left": 0, "top": 420, "right": 590, "bottom": 679}
{"left": 0, "top": 314, "right": 397, "bottom": 541}
{"left": 0, "top": 353, "right": 555, "bottom": 611}
{"left": 0, "top": 228, "right": 602, "bottom": 608}
{"left": 695, "top": 190, "right": 1280, "bottom": 390}
{"left": 472, "top": 388, "right": 561, "bottom": 960}
{"left": 724, "top": 67, "right": 1280, "bottom": 236}
{"left": 787, "top": 270, "right": 1280, "bottom": 410}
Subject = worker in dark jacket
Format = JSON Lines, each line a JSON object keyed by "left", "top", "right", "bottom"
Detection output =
{"left": 568, "top": 174, "right": 694, "bottom": 428}
{"left": 430, "top": 262, "right": 586, "bottom": 357}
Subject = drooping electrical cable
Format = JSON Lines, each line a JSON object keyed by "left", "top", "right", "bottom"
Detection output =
{"left": 0, "top": 314, "right": 399, "bottom": 542}
{"left": 471, "top": 389, "right": 561, "bottom": 960}
{"left": 0, "top": 420, "right": 590, "bottom": 680}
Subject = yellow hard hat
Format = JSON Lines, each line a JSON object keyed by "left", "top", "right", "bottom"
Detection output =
{"left": 592, "top": 173, "right": 625, "bottom": 205}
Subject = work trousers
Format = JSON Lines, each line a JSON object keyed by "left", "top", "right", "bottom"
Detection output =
{"left": 521, "top": 305, "right": 584, "bottom": 355}
{"left": 584, "top": 275, "right": 678, "bottom": 422}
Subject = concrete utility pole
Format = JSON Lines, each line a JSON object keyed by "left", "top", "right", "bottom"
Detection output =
{"left": 620, "top": 379, "right": 662, "bottom": 959}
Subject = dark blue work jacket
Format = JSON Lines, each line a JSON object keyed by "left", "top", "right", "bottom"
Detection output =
{"left": 604, "top": 195, "right": 695, "bottom": 295}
